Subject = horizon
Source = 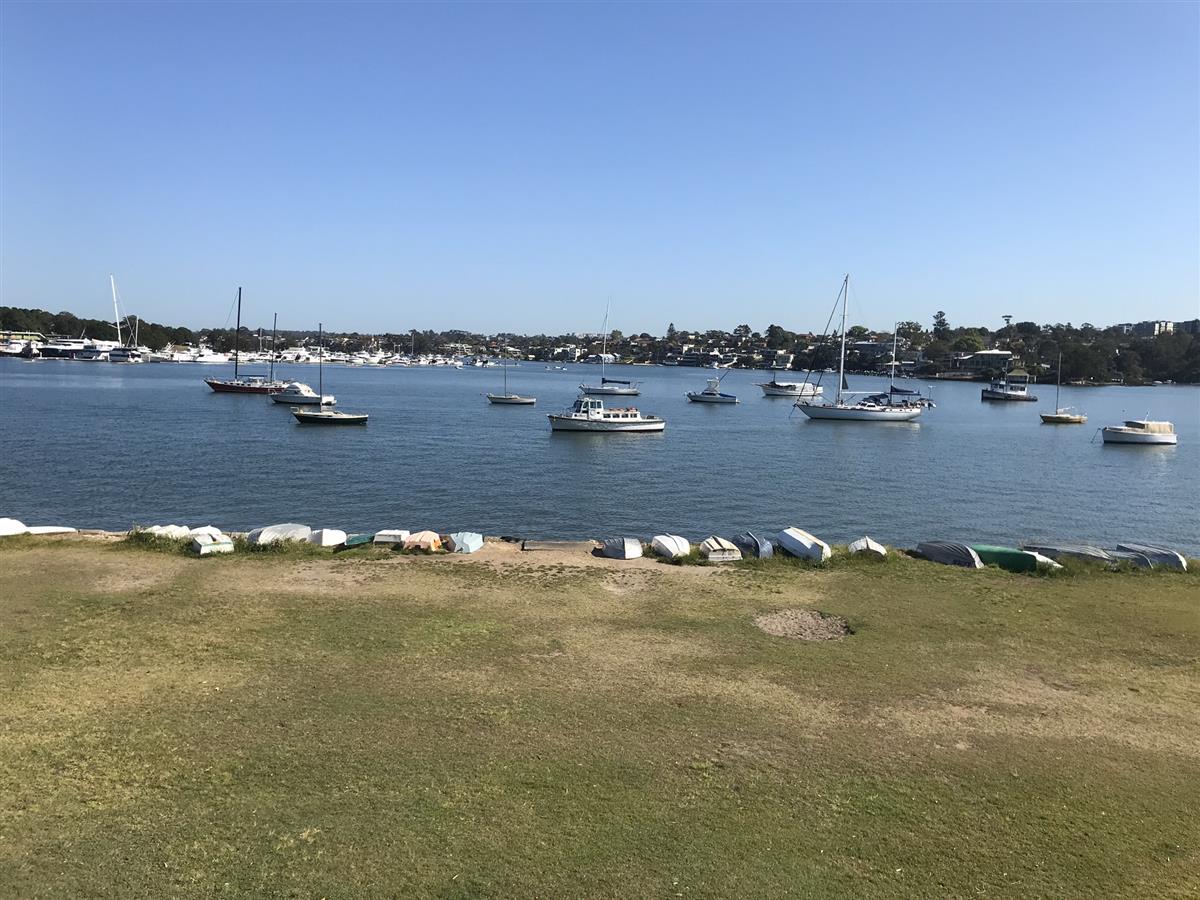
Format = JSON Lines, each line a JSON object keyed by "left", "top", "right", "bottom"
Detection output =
{"left": 2, "top": 2, "right": 1198, "bottom": 333}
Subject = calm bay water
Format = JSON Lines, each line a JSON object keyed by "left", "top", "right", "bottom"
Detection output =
{"left": 2, "top": 358, "right": 1197, "bottom": 554}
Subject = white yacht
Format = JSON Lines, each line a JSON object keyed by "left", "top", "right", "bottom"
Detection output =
{"left": 548, "top": 396, "right": 665, "bottom": 433}
{"left": 981, "top": 367, "right": 1037, "bottom": 402}
{"left": 580, "top": 303, "right": 640, "bottom": 396}
{"left": 109, "top": 346, "right": 144, "bottom": 363}
{"left": 1100, "top": 420, "right": 1177, "bottom": 445}
{"left": 755, "top": 374, "right": 822, "bottom": 398}
{"left": 271, "top": 382, "right": 335, "bottom": 405}
{"left": 795, "top": 276, "right": 924, "bottom": 422}
{"left": 686, "top": 376, "right": 738, "bottom": 403}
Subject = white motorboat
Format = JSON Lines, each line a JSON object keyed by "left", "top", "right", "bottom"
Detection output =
{"left": 777, "top": 527, "right": 832, "bottom": 562}
{"left": 602, "top": 537, "right": 643, "bottom": 560}
{"left": 651, "top": 534, "right": 691, "bottom": 559}
{"left": 686, "top": 376, "right": 738, "bottom": 404}
{"left": 108, "top": 346, "right": 144, "bottom": 363}
{"left": 848, "top": 536, "right": 887, "bottom": 558}
{"left": 580, "top": 303, "right": 640, "bottom": 395}
{"left": 548, "top": 396, "right": 665, "bottom": 433}
{"left": 755, "top": 374, "right": 822, "bottom": 398}
{"left": 796, "top": 279, "right": 924, "bottom": 422}
{"left": 271, "top": 382, "right": 335, "bottom": 405}
{"left": 699, "top": 536, "right": 742, "bottom": 562}
{"left": 981, "top": 367, "right": 1038, "bottom": 402}
{"left": 1100, "top": 420, "right": 1177, "bottom": 445}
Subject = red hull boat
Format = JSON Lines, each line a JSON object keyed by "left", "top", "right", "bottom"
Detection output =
{"left": 205, "top": 377, "right": 284, "bottom": 394}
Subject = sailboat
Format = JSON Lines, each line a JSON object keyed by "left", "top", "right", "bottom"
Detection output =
{"left": 486, "top": 353, "right": 536, "bottom": 404}
{"left": 580, "top": 302, "right": 639, "bottom": 396}
{"left": 1040, "top": 352, "right": 1086, "bottom": 424}
{"left": 107, "top": 276, "right": 145, "bottom": 363}
{"left": 205, "top": 287, "right": 286, "bottom": 394}
{"left": 795, "top": 276, "right": 924, "bottom": 421}
{"left": 292, "top": 324, "right": 368, "bottom": 425}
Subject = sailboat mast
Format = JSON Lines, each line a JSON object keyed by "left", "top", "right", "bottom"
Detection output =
{"left": 836, "top": 275, "right": 849, "bottom": 405}
{"left": 1056, "top": 350, "right": 1062, "bottom": 409}
{"left": 890, "top": 322, "right": 898, "bottom": 393}
{"left": 270, "top": 313, "right": 277, "bottom": 382}
{"left": 110, "top": 275, "right": 122, "bottom": 346}
{"left": 318, "top": 323, "right": 323, "bottom": 396}
{"left": 234, "top": 287, "right": 241, "bottom": 379}
{"left": 600, "top": 301, "right": 610, "bottom": 380}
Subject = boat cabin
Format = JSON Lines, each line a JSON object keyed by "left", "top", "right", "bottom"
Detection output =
{"left": 1122, "top": 420, "right": 1174, "bottom": 434}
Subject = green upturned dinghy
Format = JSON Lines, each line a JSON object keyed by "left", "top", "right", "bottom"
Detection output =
{"left": 970, "top": 544, "right": 1038, "bottom": 573}
{"left": 336, "top": 533, "right": 375, "bottom": 552}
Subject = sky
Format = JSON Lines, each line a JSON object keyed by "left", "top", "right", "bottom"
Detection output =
{"left": 1, "top": 2, "right": 1197, "bottom": 336}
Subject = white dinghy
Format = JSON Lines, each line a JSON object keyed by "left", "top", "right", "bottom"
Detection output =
{"left": 602, "top": 537, "right": 643, "bottom": 560}
{"left": 777, "top": 527, "right": 832, "bottom": 563}
{"left": 848, "top": 536, "right": 887, "bottom": 558}
{"left": 651, "top": 534, "right": 691, "bottom": 559}
{"left": 699, "top": 536, "right": 742, "bottom": 562}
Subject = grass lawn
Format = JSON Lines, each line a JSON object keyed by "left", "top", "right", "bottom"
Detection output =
{"left": 1, "top": 538, "right": 1197, "bottom": 898}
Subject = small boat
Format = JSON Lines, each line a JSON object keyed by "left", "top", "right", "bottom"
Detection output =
{"left": 1105, "top": 548, "right": 1154, "bottom": 569}
{"left": 602, "top": 537, "right": 643, "bottom": 560}
{"left": 404, "top": 530, "right": 443, "bottom": 551}
{"left": 338, "top": 533, "right": 375, "bottom": 551}
{"left": 969, "top": 544, "right": 1040, "bottom": 573}
{"left": 916, "top": 542, "right": 984, "bottom": 569}
{"left": 650, "top": 534, "right": 691, "bottom": 559}
{"left": 487, "top": 354, "right": 536, "bottom": 404}
{"left": 548, "top": 396, "right": 665, "bottom": 433}
{"left": 579, "top": 303, "right": 640, "bottom": 395}
{"left": 1115, "top": 543, "right": 1187, "bottom": 571}
{"left": 754, "top": 373, "right": 823, "bottom": 398}
{"left": 686, "top": 376, "right": 738, "bottom": 404}
{"left": 446, "top": 532, "right": 485, "bottom": 554}
{"left": 308, "top": 528, "right": 348, "bottom": 547}
{"left": 1100, "top": 420, "right": 1177, "bottom": 445}
{"left": 847, "top": 536, "right": 887, "bottom": 558}
{"left": 205, "top": 290, "right": 286, "bottom": 394}
{"left": 777, "top": 527, "right": 832, "bottom": 562}
{"left": 1040, "top": 352, "right": 1085, "bottom": 423}
{"left": 272, "top": 382, "right": 335, "bottom": 405}
{"left": 1021, "top": 543, "right": 1113, "bottom": 565}
{"left": 981, "top": 366, "right": 1037, "bottom": 402}
{"left": 291, "top": 323, "right": 367, "bottom": 424}
{"left": 732, "top": 531, "right": 773, "bottom": 559}
{"left": 699, "top": 536, "right": 742, "bottom": 562}
{"left": 373, "top": 529, "right": 410, "bottom": 546}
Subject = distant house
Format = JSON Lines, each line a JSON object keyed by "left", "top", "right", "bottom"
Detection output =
{"left": 953, "top": 349, "right": 1013, "bottom": 372}
{"left": 1174, "top": 319, "right": 1200, "bottom": 335}
{"left": 1132, "top": 320, "right": 1174, "bottom": 337}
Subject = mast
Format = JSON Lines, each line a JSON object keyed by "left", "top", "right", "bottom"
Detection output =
{"left": 502, "top": 351, "right": 508, "bottom": 394}
{"left": 890, "top": 322, "right": 898, "bottom": 393}
{"left": 836, "top": 274, "right": 849, "bottom": 405}
{"left": 1056, "top": 350, "right": 1062, "bottom": 409}
{"left": 233, "top": 287, "right": 242, "bottom": 379}
{"left": 600, "top": 301, "right": 610, "bottom": 380}
{"left": 270, "top": 313, "right": 277, "bottom": 382}
{"left": 318, "top": 323, "right": 323, "bottom": 397}
{"left": 110, "top": 275, "right": 122, "bottom": 346}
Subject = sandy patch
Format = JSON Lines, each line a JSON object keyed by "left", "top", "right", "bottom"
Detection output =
{"left": 754, "top": 608, "right": 851, "bottom": 641}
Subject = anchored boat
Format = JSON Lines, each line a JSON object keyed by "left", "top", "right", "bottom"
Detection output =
{"left": 205, "top": 289, "right": 285, "bottom": 394}
{"left": 1100, "top": 419, "right": 1177, "bottom": 445}
{"left": 548, "top": 396, "right": 665, "bottom": 433}
{"left": 1040, "top": 351, "right": 1085, "bottom": 423}
{"left": 291, "top": 323, "right": 368, "bottom": 425}
{"left": 755, "top": 374, "right": 823, "bottom": 398}
{"left": 687, "top": 375, "right": 739, "bottom": 404}
{"left": 981, "top": 366, "right": 1037, "bottom": 402}
{"left": 580, "top": 302, "right": 640, "bottom": 396}
{"left": 486, "top": 354, "right": 536, "bottom": 405}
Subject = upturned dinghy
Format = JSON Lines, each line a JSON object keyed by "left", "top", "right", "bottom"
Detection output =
{"left": 1106, "top": 548, "right": 1154, "bottom": 569}
{"left": 699, "top": 536, "right": 742, "bottom": 562}
{"left": 969, "top": 544, "right": 1040, "bottom": 573}
{"left": 373, "top": 529, "right": 410, "bottom": 546}
{"left": 404, "top": 530, "right": 443, "bottom": 551}
{"left": 915, "top": 542, "right": 984, "bottom": 569}
{"left": 848, "top": 536, "right": 887, "bottom": 558}
{"left": 602, "top": 537, "right": 643, "bottom": 560}
{"left": 446, "top": 532, "right": 484, "bottom": 554}
{"left": 777, "top": 527, "right": 832, "bottom": 563}
{"left": 1116, "top": 543, "right": 1187, "bottom": 571}
{"left": 732, "top": 531, "right": 773, "bottom": 559}
{"left": 308, "top": 528, "right": 348, "bottom": 547}
{"left": 651, "top": 534, "right": 691, "bottom": 559}
{"left": 1020, "top": 543, "right": 1113, "bottom": 565}
{"left": 338, "top": 533, "right": 375, "bottom": 551}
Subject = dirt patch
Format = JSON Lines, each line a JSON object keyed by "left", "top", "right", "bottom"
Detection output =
{"left": 754, "top": 608, "right": 851, "bottom": 641}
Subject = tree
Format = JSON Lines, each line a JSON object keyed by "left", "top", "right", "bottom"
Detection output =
{"left": 847, "top": 325, "right": 870, "bottom": 340}
{"left": 666, "top": 323, "right": 677, "bottom": 342}
{"left": 932, "top": 311, "right": 950, "bottom": 340}
{"left": 765, "top": 324, "right": 793, "bottom": 350}
{"left": 951, "top": 334, "right": 984, "bottom": 353}
{"left": 896, "top": 321, "right": 923, "bottom": 344}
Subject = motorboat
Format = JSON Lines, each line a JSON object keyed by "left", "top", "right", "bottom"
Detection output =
{"left": 292, "top": 408, "right": 368, "bottom": 425}
{"left": 981, "top": 367, "right": 1038, "bottom": 402}
{"left": 795, "top": 279, "right": 924, "bottom": 422}
{"left": 848, "top": 536, "right": 887, "bottom": 558}
{"left": 1039, "top": 352, "right": 1085, "bottom": 423}
{"left": 271, "top": 382, "right": 335, "bottom": 405}
{"left": 650, "top": 534, "right": 691, "bottom": 559}
{"left": 777, "top": 527, "right": 832, "bottom": 562}
{"left": 602, "top": 537, "right": 643, "bottom": 560}
{"left": 732, "top": 531, "right": 773, "bottom": 559}
{"left": 1100, "top": 420, "right": 1177, "bottom": 445}
{"left": 1115, "top": 543, "right": 1187, "bottom": 571}
{"left": 205, "top": 290, "right": 285, "bottom": 394}
{"left": 755, "top": 374, "right": 822, "bottom": 398}
{"left": 37, "top": 337, "right": 92, "bottom": 359}
{"left": 699, "top": 536, "right": 742, "bottom": 562}
{"left": 487, "top": 355, "right": 536, "bottom": 404}
{"left": 579, "top": 303, "right": 640, "bottom": 395}
{"left": 109, "top": 346, "right": 144, "bottom": 363}
{"left": 548, "top": 396, "right": 665, "bottom": 433}
{"left": 686, "top": 377, "right": 738, "bottom": 404}
{"left": 1021, "top": 543, "right": 1113, "bottom": 565}
{"left": 915, "top": 542, "right": 984, "bottom": 569}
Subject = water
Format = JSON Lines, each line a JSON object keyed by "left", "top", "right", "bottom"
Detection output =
{"left": 2, "top": 358, "right": 1197, "bottom": 554}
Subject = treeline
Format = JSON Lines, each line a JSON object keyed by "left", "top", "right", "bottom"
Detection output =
{"left": 0, "top": 307, "right": 196, "bottom": 351}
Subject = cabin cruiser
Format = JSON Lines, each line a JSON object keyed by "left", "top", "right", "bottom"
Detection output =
{"left": 755, "top": 374, "right": 823, "bottom": 398}
{"left": 1100, "top": 419, "right": 1177, "bottom": 445}
{"left": 270, "top": 382, "right": 335, "bottom": 405}
{"left": 108, "top": 346, "right": 145, "bottom": 363}
{"left": 38, "top": 337, "right": 93, "bottom": 359}
{"left": 686, "top": 377, "right": 738, "bottom": 403}
{"left": 981, "top": 368, "right": 1037, "bottom": 402}
{"left": 548, "top": 396, "right": 665, "bottom": 433}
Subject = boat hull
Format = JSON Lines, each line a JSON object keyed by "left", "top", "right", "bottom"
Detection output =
{"left": 487, "top": 394, "right": 537, "bottom": 405}
{"left": 981, "top": 389, "right": 1037, "bottom": 402}
{"left": 206, "top": 378, "right": 285, "bottom": 394}
{"left": 756, "top": 383, "right": 822, "bottom": 398}
{"left": 686, "top": 392, "right": 738, "bottom": 403}
{"left": 777, "top": 527, "right": 832, "bottom": 562}
{"left": 796, "top": 403, "right": 922, "bottom": 421}
{"left": 580, "top": 385, "right": 640, "bottom": 396}
{"left": 1040, "top": 413, "right": 1086, "bottom": 424}
{"left": 292, "top": 409, "right": 368, "bottom": 425}
{"left": 548, "top": 416, "right": 664, "bottom": 433}
{"left": 1101, "top": 429, "right": 1176, "bottom": 445}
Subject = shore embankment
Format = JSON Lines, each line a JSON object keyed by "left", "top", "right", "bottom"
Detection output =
{"left": 1, "top": 537, "right": 1197, "bottom": 899}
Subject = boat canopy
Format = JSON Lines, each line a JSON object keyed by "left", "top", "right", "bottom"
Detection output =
{"left": 1123, "top": 420, "right": 1174, "bottom": 433}
{"left": 601, "top": 378, "right": 632, "bottom": 385}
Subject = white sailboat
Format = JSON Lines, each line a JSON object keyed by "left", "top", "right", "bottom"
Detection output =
{"left": 487, "top": 353, "right": 536, "bottom": 404}
{"left": 1040, "top": 352, "right": 1085, "bottom": 423}
{"left": 580, "top": 302, "right": 640, "bottom": 396}
{"left": 795, "top": 275, "right": 924, "bottom": 422}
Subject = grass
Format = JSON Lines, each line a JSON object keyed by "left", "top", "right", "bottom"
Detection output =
{"left": 1, "top": 539, "right": 1198, "bottom": 899}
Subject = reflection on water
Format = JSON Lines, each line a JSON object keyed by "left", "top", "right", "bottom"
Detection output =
{"left": 1, "top": 358, "right": 1196, "bottom": 554}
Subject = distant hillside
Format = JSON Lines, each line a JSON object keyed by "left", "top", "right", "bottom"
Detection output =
{"left": 0, "top": 306, "right": 196, "bottom": 350}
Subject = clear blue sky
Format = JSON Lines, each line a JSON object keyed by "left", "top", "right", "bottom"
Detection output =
{"left": 2, "top": 1, "right": 1197, "bottom": 335}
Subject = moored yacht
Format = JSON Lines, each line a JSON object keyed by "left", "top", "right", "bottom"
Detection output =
{"left": 271, "top": 382, "right": 335, "bottom": 405}
{"left": 205, "top": 290, "right": 286, "bottom": 394}
{"left": 686, "top": 376, "right": 738, "bottom": 403}
{"left": 548, "top": 396, "right": 665, "bottom": 432}
{"left": 1100, "top": 419, "right": 1177, "bottom": 445}
{"left": 755, "top": 374, "right": 822, "bottom": 398}
{"left": 579, "top": 302, "right": 640, "bottom": 395}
